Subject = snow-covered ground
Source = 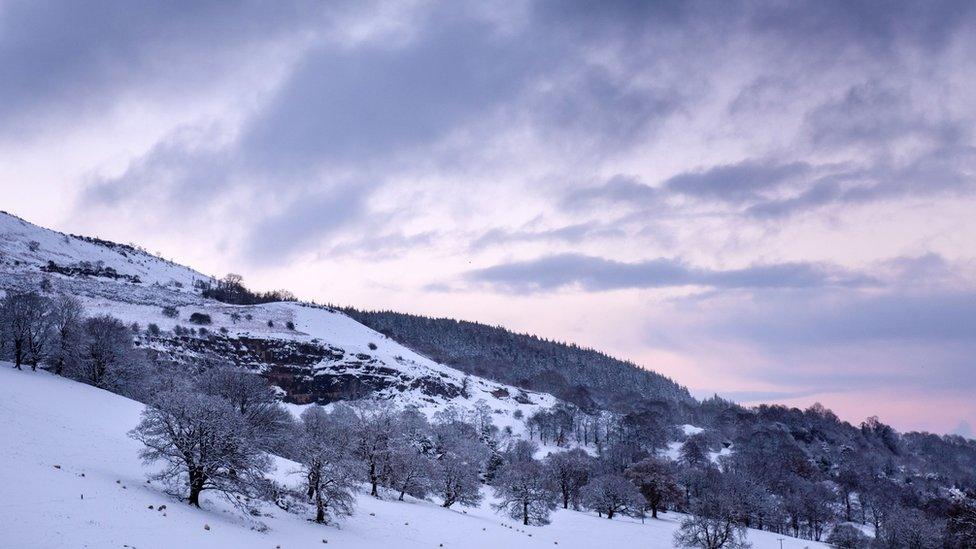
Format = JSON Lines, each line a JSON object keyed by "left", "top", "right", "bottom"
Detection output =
{"left": 0, "top": 210, "right": 205, "bottom": 290}
{"left": 0, "top": 364, "right": 828, "bottom": 549}
{"left": 0, "top": 210, "right": 558, "bottom": 436}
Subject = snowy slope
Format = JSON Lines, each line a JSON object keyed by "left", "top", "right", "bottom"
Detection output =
{"left": 0, "top": 365, "right": 829, "bottom": 549}
{"left": 0, "top": 210, "right": 206, "bottom": 290}
{"left": 0, "top": 211, "right": 557, "bottom": 432}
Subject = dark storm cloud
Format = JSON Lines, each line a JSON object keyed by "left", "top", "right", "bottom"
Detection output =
{"left": 467, "top": 253, "right": 873, "bottom": 293}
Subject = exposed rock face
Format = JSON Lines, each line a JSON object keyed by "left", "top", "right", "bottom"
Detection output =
{"left": 0, "top": 210, "right": 557, "bottom": 419}
{"left": 141, "top": 333, "right": 464, "bottom": 405}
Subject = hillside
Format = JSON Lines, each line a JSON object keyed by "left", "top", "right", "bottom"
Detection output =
{"left": 0, "top": 211, "right": 559, "bottom": 432}
{"left": 344, "top": 309, "right": 693, "bottom": 413}
{"left": 3, "top": 210, "right": 975, "bottom": 547}
{"left": 0, "top": 364, "right": 829, "bottom": 549}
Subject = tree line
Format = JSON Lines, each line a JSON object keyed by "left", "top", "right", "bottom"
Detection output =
{"left": 3, "top": 286, "right": 976, "bottom": 548}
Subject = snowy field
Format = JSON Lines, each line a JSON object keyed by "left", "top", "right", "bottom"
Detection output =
{"left": 0, "top": 365, "right": 828, "bottom": 549}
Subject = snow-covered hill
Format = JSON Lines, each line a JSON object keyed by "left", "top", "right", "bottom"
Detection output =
{"left": 0, "top": 211, "right": 557, "bottom": 431}
{"left": 0, "top": 365, "right": 829, "bottom": 549}
{"left": 0, "top": 210, "right": 205, "bottom": 290}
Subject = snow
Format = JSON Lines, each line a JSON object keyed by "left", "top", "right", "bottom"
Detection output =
{"left": 0, "top": 364, "right": 829, "bottom": 549}
{"left": 0, "top": 211, "right": 205, "bottom": 290}
{"left": 0, "top": 210, "right": 558, "bottom": 437}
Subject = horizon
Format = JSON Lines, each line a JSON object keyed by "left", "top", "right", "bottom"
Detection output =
{"left": 3, "top": 1, "right": 975, "bottom": 437}
{"left": 1, "top": 206, "right": 967, "bottom": 438}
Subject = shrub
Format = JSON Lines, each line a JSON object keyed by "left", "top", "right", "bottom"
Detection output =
{"left": 189, "top": 312, "right": 212, "bottom": 325}
{"left": 368, "top": 342, "right": 378, "bottom": 350}
{"left": 826, "top": 524, "right": 870, "bottom": 549}
{"left": 286, "top": 321, "right": 295, "bottom": 330}
{"left": 199, "top": 273, "right": 297, "bottom": 305}
{"left": 267, "top": 320, "right": 274, "bottom": 328}
{"left": 147, "top": 323, "right": 161, "bottom": 336}
{"left": 161, "top": 305, "right": 179, "bottom": 318}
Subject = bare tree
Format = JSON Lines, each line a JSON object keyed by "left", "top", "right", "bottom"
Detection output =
{"left": 197, "top": 366, "right": 292, "bottom": 450}
{"left": 625, "top": 456, "right": 682, "bottom": 519}
{"left": 581, "top": 474, "right": 644, "bottom": 519}
{"left": 129, "top": 389, "right": 271, "bottom": 508}
{"left": 493, "top": 460, "right": 557, "bottom": 525}
{"left": 681, "top": 433, "right": 710, "bottom": 468}
{"left": 430, "top": 416, "right": 487, "bottom": 508}
{"left": 74, "top": 315, "right": 132, "bottom": 387}
{"left": 295, "top": 407, "right": 357, "bottom": 523}
{"left": 674, "top": 490, "right": 751, "bottom": 549}
{"left": 387, "top": 445, "right": 436, "bottom": 501}
{"left": 545, "top": 449, "right": 591, "bottom": 509}
{"left": 49, "top": 294, "right": 83, "bottom": 375}
{"left": 349, "top": 402, "right": 397, "bottom": 497}
{"left": 433, "top": 448, "right": 484, "bottom": 508}
{"left": 0, "top": 291, "right": 51, "bottom": 370}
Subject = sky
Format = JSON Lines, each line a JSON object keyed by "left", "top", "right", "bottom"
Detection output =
{"left": 2, "top": 0, "right": 975, "bottom": 436}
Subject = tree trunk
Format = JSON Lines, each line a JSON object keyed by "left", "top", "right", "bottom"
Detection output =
{"left": 315, "top": 490, "right": 326, "bottom": 523}
{"left": 607, "top": 508, "right": 615, "bottom": 519}
{"left": 188, "top": 483, "right": 203, "bottom": 507}
{"left": 369, "top": 462, "right": 378, "bottom": 497}
{"left": 14, "top": 340, "right": 23, "bottom": 369}
{"left": 523, "top": 502, "right": 529, "bottom": 525}
{"left": 188, "top": 468, "right": 205, "bottom": 507}
{"left": 562, "top": 489, "right": 569, "bottom": 509}
{"left": 651, "top": 504, "right": 658, "bottom": 519}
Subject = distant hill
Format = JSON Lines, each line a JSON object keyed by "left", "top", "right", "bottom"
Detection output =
{"left": 343, "top": 309, "right": 693, "bottom": 414}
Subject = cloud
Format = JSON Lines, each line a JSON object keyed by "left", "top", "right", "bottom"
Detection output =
{"left": 663, "top": 160, "right": 811, "bottom": 203}
{"left": 711, "top": 290, "right": 976, "bottom": 353}
{"left": 564, "top": 146, "right": 975, "bottom": 220}
{"left": 6, "top": 0, "right": 976, "bottom": 434}
{"left": 326, "top": 231, "right": 438, "bottom": 260}
{"left": 802, "top": 82, "right": 966, "bottom": 151}
{"left": 242, "top": 182, "right": 375, "bottom": 263}
{"left": 745, "top": 146, "right": 976, "bottom": 217}
{"left": 469, "top": 221, "right": 625, "bottom": 251}
{"left": 0, "top": 0, "right": 329, "bottom": 139}
{"left": 466, "top": 253, "right": 874, "bottom": 293}
{"left": 562, "top": 175, "right": 659, "bottom": 209}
